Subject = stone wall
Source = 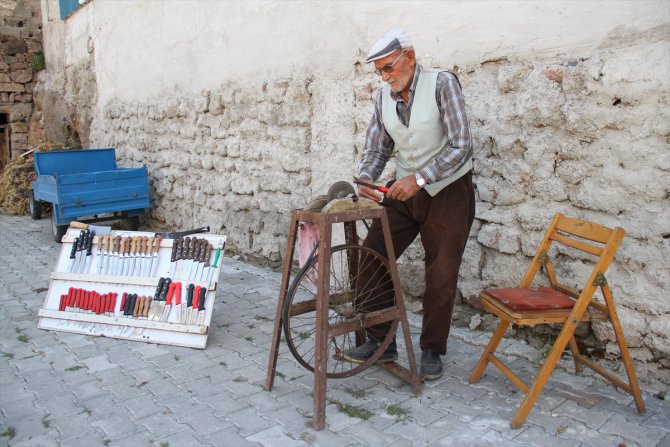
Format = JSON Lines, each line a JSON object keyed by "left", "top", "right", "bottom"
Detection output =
{"left": 0, "top": 0, "right": 43, "bottom": 167}
{"left": 37, "top": 1, "right": 669, "bottom": 385}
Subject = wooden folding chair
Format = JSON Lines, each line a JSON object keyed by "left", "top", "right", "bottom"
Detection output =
{"left": 469, "top": 213, "right": 645, "bottom": 428}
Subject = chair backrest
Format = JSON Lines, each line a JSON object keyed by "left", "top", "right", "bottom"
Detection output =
{"left": 519, "top": 213, "right": 625, "bottom": 303}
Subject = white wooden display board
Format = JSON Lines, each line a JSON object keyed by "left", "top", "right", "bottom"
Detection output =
{"left": 37, "top": 228, "right": 226, "bottom": 349}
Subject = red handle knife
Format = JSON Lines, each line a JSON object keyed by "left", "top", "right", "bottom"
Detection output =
{"left": 354, "top": 180, "right": 389, "bottom": 193}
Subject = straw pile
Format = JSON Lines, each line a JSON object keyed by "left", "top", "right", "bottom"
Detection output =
{"left": 0, "top": 143, "right": 63, "bottom": 216}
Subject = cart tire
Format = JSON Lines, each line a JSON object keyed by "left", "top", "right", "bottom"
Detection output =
{"left": 282, "top": 244, "right": 398, "bottom": 378}
{"left": 29, "top": 189, "right": 42, "bottom": 220}
{"left": 51, "top": 214, "right": 67, "bottom": 243}
{"left": 129, "top": 216, "right": 140, "bottom": 231}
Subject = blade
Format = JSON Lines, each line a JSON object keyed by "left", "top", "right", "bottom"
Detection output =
{"left": 84, "top": 254, "right": 92, "bottom": 274}
{"left": 128, "top": 257, "right": 136, "bottom": 277}
{"left": 131, "top": 256, "right": 141, "bottom": 276}
{"left": 150, "top": 255, "right": 159, "bottom": 278}
{"left": 195, "top": 263, "right": 204, "bottom": 281}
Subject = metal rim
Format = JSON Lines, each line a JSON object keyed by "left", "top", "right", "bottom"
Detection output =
{"left": 282, "top": 244, "right": 399, "bottom": 378}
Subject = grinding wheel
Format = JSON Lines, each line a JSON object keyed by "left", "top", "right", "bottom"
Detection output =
{"left": 326, "top": 181, "right": 355, "bottom": 202}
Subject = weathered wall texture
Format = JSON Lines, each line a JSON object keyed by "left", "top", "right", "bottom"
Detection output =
{"left": 37, "top": 1, "right": 669, "bottom": 385}
{"left": 0, "top": 0, "right": 43, "bottom": 166}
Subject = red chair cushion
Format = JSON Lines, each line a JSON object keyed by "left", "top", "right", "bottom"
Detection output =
{"left": 483, "top": 287, "right": 576, "bottom": 311}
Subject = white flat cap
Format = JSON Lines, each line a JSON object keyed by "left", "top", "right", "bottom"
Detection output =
{"left": 366, "top": 28, "right": 413, "bottom": 63}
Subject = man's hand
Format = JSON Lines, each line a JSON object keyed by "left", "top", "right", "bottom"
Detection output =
{"left": 386, "top": 174, "right": 421, "bottom": 201}
{"left": 356, "top": 178, "right": 384, "bottom": 202}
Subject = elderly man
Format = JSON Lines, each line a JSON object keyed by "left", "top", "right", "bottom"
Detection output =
{"left": 342, "top": 29, "right": 475, "bottom": 380}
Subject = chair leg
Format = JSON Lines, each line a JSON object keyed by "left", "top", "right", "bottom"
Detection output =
{"left": 568, "top": 336, "right": 583, "bottom": 374}
{"left": 510, "top": 321, "right": 575, "bottom": 428}
{"left": 601, "top": 286, "right": 646, "bottom": 414}
{"left": 470, "top": 319, "right": 510, "bottom": 384}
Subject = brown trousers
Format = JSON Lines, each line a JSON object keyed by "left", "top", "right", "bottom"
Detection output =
{"left": 358, "top": 171, "right": 475, "bottom": 354}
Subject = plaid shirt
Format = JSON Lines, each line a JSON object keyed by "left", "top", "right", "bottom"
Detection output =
{"left": 359, "top": 65, "right": 473, "bottom": 184}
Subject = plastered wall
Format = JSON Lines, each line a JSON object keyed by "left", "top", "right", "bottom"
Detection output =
{"left": 38, "top": 0, "right": 669, "bottom": 384}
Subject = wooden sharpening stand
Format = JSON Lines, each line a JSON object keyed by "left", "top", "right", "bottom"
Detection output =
{"left": 265, "top": 205, "right": 421, "bottom": 430}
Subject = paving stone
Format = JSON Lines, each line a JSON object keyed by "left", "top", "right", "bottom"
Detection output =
{"left": 197, "top": 391, "right": 251, "bottom": 416}
{"left": 245, "top": 424, "right": 308, "bottom": 446}
{"left": 122, "top": 394, "right": 168, "bottom": 419}
{"left": 135, "top": 411, "right": 183, "bottom": 438}
{"left": 599, "top": 413, "right": 667, "bottom": 446}
{"left": 175, "top": 408, "right": 233, "bottom": 436}
{"left": 90, "top": 410, "right": 144, "bottom": 439}
{"left": 200, "top": 424, "right": 262, "bottom": 446}
{"left": 343, "top": 419, "right": 402, "bottom": 446}
{"left": 225, "top": 407, "right": 279, "bottom": 438}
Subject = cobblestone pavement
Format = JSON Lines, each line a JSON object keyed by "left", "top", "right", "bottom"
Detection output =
{"left": 0, "top": 215, "right": 668, "bottom": 447}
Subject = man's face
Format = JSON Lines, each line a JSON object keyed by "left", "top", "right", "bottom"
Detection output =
{"left": 373, "top": 49, "right": 415, "bottom": 94}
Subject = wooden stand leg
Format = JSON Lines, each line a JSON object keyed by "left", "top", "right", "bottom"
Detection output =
{"left": 265, "top": 213, "right": 300, "bottom": 391}
{"left": 380, "top": 212, "right": 421, "bottom": 394}
{"left": 312, "top": 216, "right": 332, "bottom": 430}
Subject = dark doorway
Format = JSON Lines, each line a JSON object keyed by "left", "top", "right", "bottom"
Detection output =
{"left": 0, "top": 113, "right": 9, "bottom": 171}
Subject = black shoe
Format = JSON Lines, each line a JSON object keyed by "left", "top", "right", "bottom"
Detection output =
{"left": 341, "top": 339, "right": 398, "bottom": 364}
{"left": 420, "top": 349, "right": 443, "bottom": 381}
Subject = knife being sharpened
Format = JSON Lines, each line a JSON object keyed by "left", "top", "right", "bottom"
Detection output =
{"left": 354, "top": 180, "right": 389, "bottom": 193}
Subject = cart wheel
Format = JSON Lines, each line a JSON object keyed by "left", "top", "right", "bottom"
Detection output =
{"left": 51, "top": 214, "right": 67, "bottom": 243}
{"left": 29, "top": 189, "right": 42, "bottom": 220}
{"left": 283, "top": 244, "right": 399, "bottom": 378}
{"left": 129, "top": 216, "right": 140, "bottom": 231}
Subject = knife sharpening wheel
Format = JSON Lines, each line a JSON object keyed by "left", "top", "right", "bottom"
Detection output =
{"left": 326, "top": 181, "right": 356, "bottom": 203}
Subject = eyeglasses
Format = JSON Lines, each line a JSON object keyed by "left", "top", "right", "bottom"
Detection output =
{"left": 374, "top": 51, "right": 406, "bottom": 76}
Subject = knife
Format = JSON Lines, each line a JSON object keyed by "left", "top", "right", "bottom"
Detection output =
{"left": 118, "top": 292, "right": 127, "bottom": 316}
{"left": 100, "top": 235, "right": 109, "bottom": 275}
{"left": 196, "top": 286, "right": 207, "bottom": 326}
{"left": 191, "top": 285, "right": 201, "bottom": 325}
{"left": 160, "top": 282, "right": 176, "bottom": 322}
{"left": 78, "top": 230, "right": 90, "bottom": 273}
{"left": 120, "top": 237, "right": 130, "bottom": 276}
{"left": 154, "top": 226, "right": 210, "bottom": 239}
{"left": 84, "top": 231, "right": 95, "bottom": 274}
{"left": 133, "top": 295, "right": 143, "bottom": 318}
{"left": 354, "top": 180, "right": 390, "bottom": 193}
{"left": 142, "top": 296, "right": 152, "bottom": 319}
{"left": 70, "top": 288, "right": 79, "bottom": 312}
{"left": 189, "top": 239, "right": 203, "bottom": 281}
{"left": 181, "top": 237, "right": 192, "bottom": 280}
{"left": 93, "top": 235, "right": 104, "bottom": 275}
{"left": 72, "top": 230, "right": 86, "bottom": 273}
{"left": 67, "top": 237, "right": 79, "bottom": 273}
{"left": 127, "top": 237, "right": 137, "bottom": 276}
{"left": 198, "top": 243, "right": 212, "bottom": 282}
{"left": 194, "top": 239, "right": 206, "bottom": 281}
{"left": 206, "top": 246, "right": 222, "bottom": 285}
{"left": 155, "top": 278, "right": 171, "bottom": 321}
{"left": 147, "top": 278, "right": 165, "bottom": 320}
{"left": 140, "top": 236, "right": 153, "bottom": 276}
{"left": 109, "top": 236, "right": 119, "bottom": 275}
{"left": 126, "top": 294, "right": 138, "bottom": 317}
{"left": 150, "top": 236, "right": 162, "bottom": 277}
{"left": 168, "top": 239, "right": 180, "bottom": 278}
{"left": 173, "top": 281, "right": 182, "bottom": 324}
{"left": 185, "top": 284, "right": 194, "bottom": 324}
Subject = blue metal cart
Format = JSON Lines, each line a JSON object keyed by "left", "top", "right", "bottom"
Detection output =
{"left": 30, "top": 148, "right": 151, "bottom": 242}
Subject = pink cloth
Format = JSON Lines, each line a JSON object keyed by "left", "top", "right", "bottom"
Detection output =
{"left": 298, "top": 222, "right": 320, "bottom": 268}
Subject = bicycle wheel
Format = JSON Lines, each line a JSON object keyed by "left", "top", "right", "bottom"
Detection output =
{"left": 283, "top": 244, "right": 398, "bottom": 378}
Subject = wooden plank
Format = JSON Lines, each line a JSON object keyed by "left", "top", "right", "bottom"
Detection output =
{"left": 554, "top": 215, "right": 613, "bottom": 244}
{"left": 550, "top": 232, "right": 603, "bottom": 256}
{"left": 38, "top": 309, "right": 208, "bottom": 334}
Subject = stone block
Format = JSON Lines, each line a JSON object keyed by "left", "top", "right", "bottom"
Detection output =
{"left": 0, "top": 82, "right": 24, "bottom": 92}
{"left": 10, "top": 69, "right": 33, "bottom": 83}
